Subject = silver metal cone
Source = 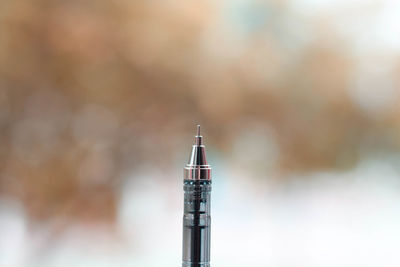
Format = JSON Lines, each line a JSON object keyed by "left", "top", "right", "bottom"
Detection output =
{"left": 184, "top": 125, "right": 212, "bottom": 180}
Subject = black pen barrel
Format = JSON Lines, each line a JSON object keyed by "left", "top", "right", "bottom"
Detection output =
{"left": 182, "top": 180, "right": 211, "bottom": 267}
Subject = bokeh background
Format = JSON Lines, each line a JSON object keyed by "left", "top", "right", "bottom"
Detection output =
{"left": 1, "top": 0, "right": 400, "bottom": 266}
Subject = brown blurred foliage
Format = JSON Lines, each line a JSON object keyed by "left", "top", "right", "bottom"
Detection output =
{"left": 0, "top": 0, "right": 400, "bottom": 224}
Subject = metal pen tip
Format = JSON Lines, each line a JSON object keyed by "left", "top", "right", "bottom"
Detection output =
{"left": 185, "top": 124, "right": 210, "bottom": 179}
{"left": 197, "top": 125, "right": 201, "bottom": 136}
{"left": 195, "top": 125, "right": 202, "bottom": 145}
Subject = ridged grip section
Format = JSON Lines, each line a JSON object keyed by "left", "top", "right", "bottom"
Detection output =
{"left": 182, "top": 180, "right": 211, "bottom": 267}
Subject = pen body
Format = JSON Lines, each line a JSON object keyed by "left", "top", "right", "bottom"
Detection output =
{"left": 182, "top": 179, "right": 211, "bottom": 267}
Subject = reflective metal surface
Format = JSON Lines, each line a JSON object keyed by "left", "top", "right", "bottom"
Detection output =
{"left": 184, "top": 125, "right": 212, "bottom": 181}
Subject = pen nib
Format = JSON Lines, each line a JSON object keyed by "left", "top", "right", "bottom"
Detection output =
{"left": 185, "top": 124, "right": 211, "bottom": 179}
{"left": 195, "top": 125, "right": 202, "bottom": 145}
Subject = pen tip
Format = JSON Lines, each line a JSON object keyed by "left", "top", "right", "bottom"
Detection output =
{"left": 197, "top": 125, "right": 201, "bottom": 136}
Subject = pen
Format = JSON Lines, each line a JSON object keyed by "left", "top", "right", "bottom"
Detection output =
{"left": 182, "top": 125, "right": 212, "bottom": 267}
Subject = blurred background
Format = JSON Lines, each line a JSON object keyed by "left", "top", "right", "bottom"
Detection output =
{"left": 1, "top": 0, "right": 400, "bottom": 266}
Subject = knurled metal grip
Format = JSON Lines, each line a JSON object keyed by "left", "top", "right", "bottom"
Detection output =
{"left": 182, "top": 180, "right": 211, "bottom": 267}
